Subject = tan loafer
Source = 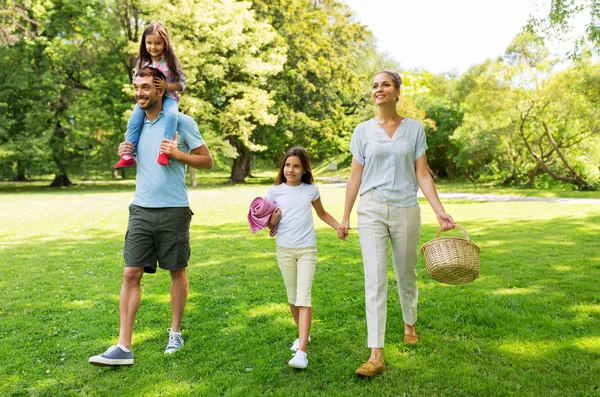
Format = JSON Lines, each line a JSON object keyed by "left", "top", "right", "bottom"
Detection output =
{"left": 355, "top": 361, "right": 386, "bottom": 377}
{"left": 404, "top": 333, "right": 419, "bottom": 344}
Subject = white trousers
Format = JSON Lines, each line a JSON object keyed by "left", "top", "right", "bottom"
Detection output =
{"left": 357, "top": 189, "right": 421, "bottom": 348}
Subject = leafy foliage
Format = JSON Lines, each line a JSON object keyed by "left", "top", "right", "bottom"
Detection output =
{"left": 454, "top": 32, "right": 600, "bottom": 188}
{"left": 250, "top": 0, "right": 375, "bottom": 167}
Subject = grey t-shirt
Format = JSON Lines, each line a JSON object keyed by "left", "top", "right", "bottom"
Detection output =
{"left": 350, "top": 117, "right": 428, "bottom": 207}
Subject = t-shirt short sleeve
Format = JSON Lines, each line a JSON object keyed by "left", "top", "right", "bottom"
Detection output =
{"left": 310, "top": 184, "right": 320, "bottom": 201}
{"left": 179, "top": 115, "right": 205, "bottom": 151}
{"left": 349, "top": 126, "right": 365, "bottom": 166}
{"left": 265, "top": 186, "right": 276, "bottom": 202}
{"left": 415, "top": 122, "right": 428, "bottom": 160}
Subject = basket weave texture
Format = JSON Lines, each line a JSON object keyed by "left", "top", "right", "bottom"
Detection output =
{"left": 420, "top": 224, "right": 480, "bottom": 285}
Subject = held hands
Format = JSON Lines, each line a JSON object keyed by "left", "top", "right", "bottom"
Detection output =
{"left": 337, "top": 218, "right": 350, "bottom": 240}
{"left": 153, "top": 78, "right": 168, "bottom": 90}
{"left": 436, "top": 211, "right": 456, "bottom": 231}
{"left": 160, "top": 132, "right": 180, "bottom": 160}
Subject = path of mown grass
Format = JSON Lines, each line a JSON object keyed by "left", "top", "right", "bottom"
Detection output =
{"left": 1, "top": 183, "right": 599, "bottom": 396}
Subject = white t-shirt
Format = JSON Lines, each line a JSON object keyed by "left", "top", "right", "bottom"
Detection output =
{"left": 266, "top": 183, "right": 320, "bottom": 248}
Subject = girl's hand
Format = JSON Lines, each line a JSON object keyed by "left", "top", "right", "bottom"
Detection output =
{"left": 338, "top": 218, "right": 350, "bottom": 240}
{"left": 153, "top": 78, "right": 168, "bottom": 90}
{"left": 436, "top": 211, "right": 456, "bottom": 231}
{"left": 269, "top": 208, "right": 282, "bottom": 227}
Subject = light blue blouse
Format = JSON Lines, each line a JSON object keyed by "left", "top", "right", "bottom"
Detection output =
{"left": 350, "top": 118, "right": 428, "bottom": 207}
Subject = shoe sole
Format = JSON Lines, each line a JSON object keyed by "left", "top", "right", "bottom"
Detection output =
{"left": 288, "top": 361, "right": 308, "bottom": 369}
{"left": 89, "top": 358, "right": 133, "bottom": 366}
{"left": 355, "top": 366, "right": 386, "bottom": 377}
{"left": 164, "top": 349, "right": 181, "bottom": 355}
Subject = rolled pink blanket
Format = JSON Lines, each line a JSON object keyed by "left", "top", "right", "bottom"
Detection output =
{"left": 248, "top": 197, "right": 279, "bottom": 237}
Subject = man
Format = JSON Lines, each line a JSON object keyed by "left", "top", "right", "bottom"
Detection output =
{"left": 89, "top": 67, "right": 213, "bottom": 366}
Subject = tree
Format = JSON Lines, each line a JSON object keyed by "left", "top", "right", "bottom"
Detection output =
{"left": 147, "top": 0, "right": 286, "bottom": 183}
{"left": 249, "top": 0, "right": 375, "bottom": 173}
{"left": 454, "top": 32, "right": 600, "bottom": 188}
{"left": 529, "top": 0, "right": 600, "bottom": 57}
{"left": 0, "top": 0, "right": 137, "bottom": 185}
{"left": 404, "top": 71, "right": 463, "bottom": 179}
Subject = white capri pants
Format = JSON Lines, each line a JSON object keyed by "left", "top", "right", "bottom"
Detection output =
{"left": 357, "top": 189, "right": 421, "bottom": 348}
{"left": 276, "top": 245, "right": 317, "bottom": 307}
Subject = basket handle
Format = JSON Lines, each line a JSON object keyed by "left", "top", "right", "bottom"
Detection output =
{"left": 433, "top": 223, "right": 470, "bottom": 242}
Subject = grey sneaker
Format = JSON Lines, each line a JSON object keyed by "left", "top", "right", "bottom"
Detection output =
{"left": 165, "top": 328, "right": 184, "bottom": 354}
{"left": 88, "top": 345, "right": 133, "bottom": 366}
{"left": 290, "top": 335, "right": 311, "bottom": 352}
{"left": 288, "top": 350, "right": 308, "bottom": 369}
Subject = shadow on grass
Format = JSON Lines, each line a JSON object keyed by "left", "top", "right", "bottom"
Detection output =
{"left": 2, "top": 214, "right": 600, "bottom": 395}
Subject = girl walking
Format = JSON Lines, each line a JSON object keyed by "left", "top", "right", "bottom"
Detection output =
{"left": 266, "top": 147, "right": 340, "bottom": 369}
{"left": 115, "top": 22, "right": 186, "bottom": 169}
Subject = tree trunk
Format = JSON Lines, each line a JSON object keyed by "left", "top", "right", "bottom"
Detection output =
{"left": 189, "top": 167, "right": 197, "bottom": 188}
{"left": 427, "top": 164, "right": 439, "bottom": 181}
{"left": 517, "top": 111, "right": 591, "bottom": 189}
{"left": 50, "top": 170, "right": 72, "bottom": 187}
{"left": 228, "top": 136, "right": 251, "bottom": 184}
{"left": 542, "top": 122, "right": 591, "bottom": 188}
{"left": 49, "top": 117, "right": 72, "bottom": 187}
{"left": 12, "top": 165, "right": 26, "bottom": 181}
{"left": 525, "top": 163, "right": 540, "bottom": 187}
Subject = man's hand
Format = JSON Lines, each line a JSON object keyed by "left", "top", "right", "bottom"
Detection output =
{"left": 160, "top": 132, "right": 180, "bottom": 160}
{"left": 118, "top": 141, "right": 135, "bottom": 157}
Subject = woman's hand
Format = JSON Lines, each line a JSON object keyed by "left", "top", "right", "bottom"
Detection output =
{"left": 436, "top": 211, "right": 456, "bottom": 231}
{"left": 338, "top": 218, "right": 350, "bottom": 240}
{"left": 269, "top": 208, "right": 282, "bottom": 227}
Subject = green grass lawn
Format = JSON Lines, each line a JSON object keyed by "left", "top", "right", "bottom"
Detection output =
{"left": 1, "top": 182, "right": 600, "bottom": 396}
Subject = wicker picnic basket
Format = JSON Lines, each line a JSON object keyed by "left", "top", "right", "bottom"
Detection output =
{"left": 420, "top": 223, "right": 480, "bottom": 285}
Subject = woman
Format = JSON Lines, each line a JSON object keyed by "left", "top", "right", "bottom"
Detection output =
{"left": 338, "top": 70, "right": 455, "bottom": 377}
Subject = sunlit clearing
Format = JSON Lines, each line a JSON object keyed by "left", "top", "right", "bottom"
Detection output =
{"left": 539, "top": 240, "right": 576, "bottom": 246}
{"left": 132, "top": 329, "right": 160, "bottom": 345}
{"left": 571, "top": 304, "right": 600, "bottom": 314}
{"left": 146, "top": 293, "right": 171, "bottom": 304}
{"left": 552, "top": 265, "right": 571, "bottom": 272}
{"left": 141, "top": 381, "right": 193, "bottom": 395}
{"left": 481, "top": 240, "right": 503, "bottom": 247}
{"left": 498, "top": 340, "right": 555, "bottom": 357}
{"left": 248, "top": 303, "right": 289, "bottom": 317}
{"left": 574, "top": 337, "right": 600, "bottom": 353}
{"left": 63, "top": 299, "right": 94, "bottom": 309}
{"left": 491, "top": 287, "right": 540, "bottom": 295}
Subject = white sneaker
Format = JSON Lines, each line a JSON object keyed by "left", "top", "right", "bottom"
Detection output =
{"left": 288, "top": 350, "right": 308, "bottom": 369}
{"left": 290, "top": 335, "right": 311, "bottom": 352}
